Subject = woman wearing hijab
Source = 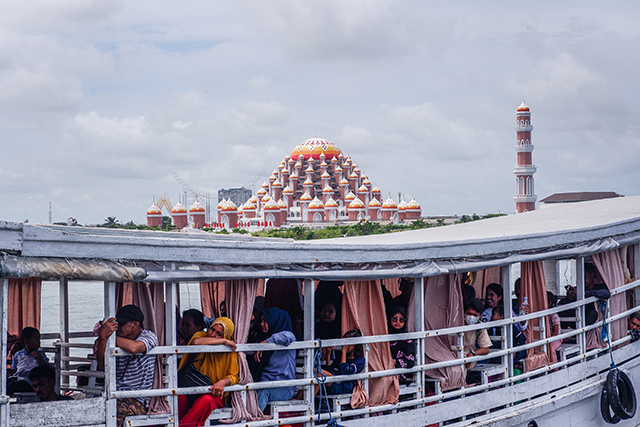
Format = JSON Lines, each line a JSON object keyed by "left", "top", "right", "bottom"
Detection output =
{"left": 388, "top": 306, "right": 416, "bottom": 385}
{"left": 253, "top": 307, "right": 297, "bottom": 412}
{"left": 178, "top": 317, "right": 239, "bottom": 427}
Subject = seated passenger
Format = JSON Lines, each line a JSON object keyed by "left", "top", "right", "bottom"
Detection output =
{"left": 179, "top": 309, "right": 206, "bottom": 350}
{"left": 388, "top": 306, "right": 416, "bottom": 385}
{"left": 628, "top": 312, "right": 640, "bottom": 342}
{"left": 7, "top": 327, "right": 49, "bottom": 396}
{"left": 29, "top": 364, "right": 72, "bottom": 402}
{"left": 546, "top": 292, "right": 562, "bottom": 355}
{"left": 254, "top": 307, "right": 297, "bottom": 412}
{"left": 481, "top": 283, "right": 527, "bottom": 333}
{"left": 178, "top": 316, "right": 238, "bottom": 427}
{"left": 315, "top": 295, "right": 342, "bottom": 366}
{"left": 463, "top": 298, "right": 491, "bottom": 384}
{"left": 320, "top": 329, "right": 366, "bottom": 395}
{"left": 583, "top": 263, "right": 611, "bottom": 326}
{"left": 95, "top": 305, "right": 158, "bottom": 427}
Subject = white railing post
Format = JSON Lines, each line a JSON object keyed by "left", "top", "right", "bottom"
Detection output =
{"left": 104, "top": 281, "right": 117, "bottom": 427}
{"left": 165, "top": 279, "right": 179, "bottom": 427}
{"left": 502, "top": 266, "right": 514, "bottom": 377}
{"left": 303, "top": 278, "right": 315, "bottom": 426}
{"left": 635, "top": 244, "right": 640, "bottom": 305}
{"left": 59, "top": 277, "right": 70, "bottom": 392}
{"left": 364, "top": 343, "right": 370, "bottom": 418}
{"left": 414, "top": 276, "right": 425, "bottom": 405}
{"left": 1, "top": 279, "right": 9, "bottom": 426}
{"left": 576, "top": 258, "right": 586, "bottom": 356}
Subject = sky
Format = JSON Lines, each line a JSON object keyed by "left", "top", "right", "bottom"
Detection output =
{"left": 1, "top": 1, "right": 639, "bottom": 225}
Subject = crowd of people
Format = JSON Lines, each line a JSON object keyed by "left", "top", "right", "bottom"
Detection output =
{"left": 6, "top": 264, "right": 638, "bottom": 427}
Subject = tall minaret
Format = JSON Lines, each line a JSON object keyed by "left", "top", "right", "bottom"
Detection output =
{"left": 513, "top": 101, "right": 537, "bottom": 213}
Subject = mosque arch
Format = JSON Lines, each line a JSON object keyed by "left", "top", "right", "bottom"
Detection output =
{"left": 221, "top": 215, "right": 229, "bottom": 229}
{"left": 329, "top": 209, "right": 337, "bottom": 220}
{"left": 266, "top": 213, "right": 275, "bottom": 223}
{"left": 313, "top": 212, "right": 322, "bottom": 222}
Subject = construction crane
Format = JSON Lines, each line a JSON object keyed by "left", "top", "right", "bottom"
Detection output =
{"left": 173, "top": 173, "right": 214, "bottom": 224}
{"left": 242, "top": 167, "right": 266, "bottom": 193}
{"left": 156, "top": 190, "right": 173, "bottom": 213}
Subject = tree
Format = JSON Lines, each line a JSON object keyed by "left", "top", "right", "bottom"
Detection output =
{"left": 103, "top": 217, "right": 120, "bottom": 228}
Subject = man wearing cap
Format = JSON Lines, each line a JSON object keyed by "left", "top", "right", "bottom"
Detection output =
{"left": 95, "top": 304, "right": 158, "bottom": 427}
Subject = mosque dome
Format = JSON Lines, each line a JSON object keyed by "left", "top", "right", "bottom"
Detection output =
{"left": 339, "top": 177, "right": 349, "bottom": 185}
{"left": 289, "top": 172, "right": 298, "bottom": 179}
{"left": 278, "top": 199, "right": 287, "bottom": 208}
{"left": 334, "top": 165, "right": 343, "bottom": 173}
{"left": 303, "top": 177, "right": 314, "bottom": 186}
{"left": 309, "top": 197, "right": 324, "bottom": 209}
{"left": 172, "top": 203, "right": 187, "bottom": 214}
{"left": 362, "top": 178, "right": 371, "bottom": 186}
{"left": 261, "top": 194, "right": 271, "bottom": 202}
{"left": 282, "top": 185, "right": 293, "bottom": 194}
{"left": 291, "top": 138, "right": 343, "bottom": 161}
{"left": 321, "top": 171, "right": 331, "bottom": 179}
{"left": 517, "top": 101, "right": 530, "bottom": 112}
{"left": 325, "top": 196, "right": 338, "bottom": 208}
{"left": 221, "top": 200, "right": 237, "bottom": 212}
{"left": 398, "top": 200, "right": 409, "bottom": 211}
{"left": 300, "top": 192, "right": 313, "bottom": 202}
{"left": 243, "top": 202, "right": 256, "bottom": 211}
{"left": 272, "top": 180, "right": 282, "bottom": 187}
{"left": 249, "top": 195, "right": 258, "bottom": 204}
{"left": 323, "top": 185, "right": 334, "bottom": 194}
{"left": 382, "top": 198, "right": 397, "bottom": 209}
{"left": 147, "top": 204, "right": 162, "bottom": 215}
{"left": 345, "top": 191, "right": 356, "bottom": 201}
{"left": 371, "top": 186, "right": 381, "bottom": 194}
{"left": 268, "top": 174, "right": 277, "bottom": 182}
{"left": 189, "top": 200, "right": 205, "bottom": 213}
{"left": 257, "top": 188, "right": 267, "bottom": 197}
{"left": 348, "top": 198, "right": 365, "bottom": 209}
{"left": 261, "top": 181, "right": 269, "bottom": 189}
{"left": 237, "top": 206, "right": 244, "bottom": 215}
{"left": 349, "top": 172, "right": 358, "bottom": 179}
{"left": 357, "top": 184, "right": 368, "bottom": 193}
{"left": 368, "top": 198, "right": 382, "bottom": 208}
{"left": 320, "top": 160, "right": 328, "bottom": 167}
{"left": 407, "top": 198, "right": 421, "bottom": 210}
{"left": 264, "top": 199, "right": 280, "bottom": 211}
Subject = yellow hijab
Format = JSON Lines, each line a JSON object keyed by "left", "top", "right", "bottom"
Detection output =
{"left": 211, "top": 316, "right": 234, "bottom": 340}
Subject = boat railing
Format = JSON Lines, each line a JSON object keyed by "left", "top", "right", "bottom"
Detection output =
{"left": 96, "top": 278, "right": 640, "bottom": 426}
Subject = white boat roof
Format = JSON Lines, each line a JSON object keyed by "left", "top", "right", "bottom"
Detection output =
{"left": 1, "top": 196, "right": 639, "bottom": 281}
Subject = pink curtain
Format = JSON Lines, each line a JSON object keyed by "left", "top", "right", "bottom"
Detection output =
{"left": 342, "top": 280, "right": 399, "bottom": 408}
{"left": 200, "top": 281, "right": 226, "bottom": 318}
{"left": 8, "top": 278, "right": 42, "bottom": 336}
{"left": 116, "top": 282, "right": 171, "bottom": 414}
{"left": 472, "top": 267, "right": 502, "bottom": 303}
{"left": 223, "top": 279, "right": 268, "bottom": 423}
{"left": 382, "top": 278, "right": 402, "bottom": 299}
{"left": 520, "top": 261, "right": 552, "bottom": 369}
{"left": 592, "top": 250, "right": 628, "bottom": 341}
{"left": 421, "top": 274, "right": 466, "bottom": 391}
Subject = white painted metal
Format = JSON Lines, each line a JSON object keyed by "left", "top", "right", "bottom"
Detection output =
{"left": 1, "top": 279, "right": 9, "bottom": 427}
{"left": 104, "top": 282, "right": 116, "bottom": 427}
{"left": 165, "top": 278, "right": 178, "bottom": 427}
{"left": 58, "top": 278, "right": 70, "bottom": 391}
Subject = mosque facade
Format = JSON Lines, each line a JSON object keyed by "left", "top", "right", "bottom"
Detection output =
{"left": 147, "top": 138, "right": 422, "bottom": 229}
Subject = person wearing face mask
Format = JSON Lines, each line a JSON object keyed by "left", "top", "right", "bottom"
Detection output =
{"left": 463, "top": 298, "right": 491, "bottom": 379}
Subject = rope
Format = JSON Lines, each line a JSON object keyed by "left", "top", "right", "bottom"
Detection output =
{"left": 599, "top": 299, "right": 616, "bottom": 370}
{"left": 314, "top": 339, "right": 344, "bottom": 427}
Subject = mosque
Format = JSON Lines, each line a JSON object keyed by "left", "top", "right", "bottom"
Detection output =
{"left": 146, "top": 138, "right": 422, "bottom": 229}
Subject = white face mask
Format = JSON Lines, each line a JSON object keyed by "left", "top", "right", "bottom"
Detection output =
{"left": 466, "top": 315, "right": 479, "bottom": 325}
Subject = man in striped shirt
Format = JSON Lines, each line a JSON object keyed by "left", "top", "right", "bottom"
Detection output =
{"left": 95, "top": 304, "right": 157, "bottom": 427}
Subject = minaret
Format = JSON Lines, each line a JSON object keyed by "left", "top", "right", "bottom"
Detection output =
{"left": 513, "top": 101, "right": 537, "bottom": 213}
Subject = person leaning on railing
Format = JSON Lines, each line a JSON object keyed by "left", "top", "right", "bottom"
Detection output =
{"left": 94, "top": 305, "right": 158, "bottom": 427}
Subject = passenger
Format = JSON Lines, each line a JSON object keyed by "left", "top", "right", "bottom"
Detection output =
{"left": 463, "top": 298, "right": 491, "bottom": 384}
{"left": 381, "top": 278, "right": 414, "bottom": 317}
{"left": 254, "top": 307, "right": 297, "bottom": 412}
{"left": 29, "top": 364, "right": 72, "bottom": 402}
{"left": 583, "top": 263, "right": 611, "bottom": 326}
{"left": 490, "top": 305, "right": 526, "bottom": 364}
{"left": 627, "top": 312, "right": 640, "bottom": 342}
{"left": 461, "top": 273, "right": 476, "bottom": 309}
{"left": 315, "top": 282, "right": 343, "bottom": 366}
{"left": 7, "top": 327, "right": 49, "bottom": 396}
{"left": 388, "top": 306, "right": 416, "bottom": 385}
{"left": 180, "top": 309, "right": 206, "bottom": 346}
{"left": 178, "top": 316, "right": 238, "bottom": 427}
{"left": 546, "top": 292, "right": 562, "bottom": 355}
{"left": 481, "top": 283, "right": 527, "bottom": 333}
{"left": 318, "top": 329, "right": 366, "bottom": 395}
{"left": 95, "top": 305, "right": 158, "bottom": 427}
{"left": 219, "top": 300, "right": 227, "bottom": 318}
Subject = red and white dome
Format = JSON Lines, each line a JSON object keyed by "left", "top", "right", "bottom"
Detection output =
{"left": 309, "top": 197, "right": 324, "bottom": 209}
{"left": 264, "top": 199, "right": 280, "bottom": 211}
{"left": 517, "top": 101, "right": 530, "bottom": 112}
{"left": 147, "top": 204, "right": 162, "bottom": 215}
{"left": 172, "top": 203, "right": 187, "bottom": 214}
{"left": 282, "top": 185, "right": 293, "bottom": 194}
{"left": 382, "top": 198, "right": 397, "bottom": 209}
{"left": 189, "top": 200, "right": 205, "bottom": 213}
{"left": 257, "top": 188, "right": 267, "bottom": 197}
{"left": 221, "top": 200, "right": 237, "bottom": 212}
{"left": 300, "top": 191, "right": 313, "bottom": 202}
{"left": 368, "top": 198, "right": 382, "bottom": 208}
{"left": 323, "top": 185, "right": 334, "bottom": 194}
{"left": 407, "top": 198, "right": 421, "bottom": 210}
{"left": 325, "top": 196, "right": 338, "bottom": 208}
{"left": 339, "top": 177, "right": 349, "bottom": 185}
{"left": 357, "top": 184, "right": 368, "bottom": 193}
{"left": 349, "top": 171, "right": 358, "bottom": 179}
{"left": 278, "top": 199, "right": 287, "bottom": 209}
{"left": 345, "top": 191, "right": 356, "bottom": 201}
{"left": 272, "top": 180, "right": 282, "bottom": 188}
{"left": 261, "top": 194, "right": 271, "bottom": 202}
{"left": 290, "top": 138, "right": 343, "bottom": 161}
{"left": 261, "top": 181, "right": 269, "bottom": 189}
{"left": 398, "top": 200, "right": 408, "bottom": 211}
{"left": 348, "top": 198, "right": 365, "bottom": 209}
{"left": 249, "top": 195, "right": 259, "bottom": 204}
{"left": 321, "top": 171, "right": 330, "bottom": 179}
{"left": 372, "top": 186, "right": 381, "bottom": 194}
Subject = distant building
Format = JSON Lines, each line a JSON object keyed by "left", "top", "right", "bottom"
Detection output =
{"left": 513, "top": 102, "right": 537, "bottom": 213}
{"left": 540, "top": 192, "right": 623, "bottom": 207}
{"left": 218, "top": 188, "right": 252, "bottom": 208}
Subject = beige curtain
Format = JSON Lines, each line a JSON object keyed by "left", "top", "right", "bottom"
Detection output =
{"left": 8, "top": 278, "right": 42, "bottom": 336}
{"left": 422, "top": 274, "right": 466, "bottom": 391}
{"left": 116, "top": 282, "right": 171, "bottom": 414}
{"left": 472, "top": 267, "right": 502, "bottom": 303}
{"left": 592, "top": 250, "right": 628, "bottom": 342}
{"left": 520, "top": 261, "right": 552, "bottom": 370}
{"left": 222, "top": 279, "right": 268, "bottom": 423}
{"left": 200, "top": 281, "right": 226, "bottom": 318}
{"left": 382, "top": 278, "right": 402, "bottom": 298}
{"left": 342, "top": 280, "right": 399, "bottom": 408}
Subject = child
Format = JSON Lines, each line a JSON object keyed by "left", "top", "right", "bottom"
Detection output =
{"left": 7, "top": 327, "right": 49, "bottom": 396}
{"left": 490, "top": 305, "right": 526, "bottom": 364}
{"left": 320, "top": 329, "right": 366, "bottom": 395}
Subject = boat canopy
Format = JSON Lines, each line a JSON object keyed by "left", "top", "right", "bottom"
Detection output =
{"left": 0, "top": 196, "right": 639, "bottom": 281}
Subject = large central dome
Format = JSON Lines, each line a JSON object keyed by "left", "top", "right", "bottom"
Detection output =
{"left": 290, "top": 138, "right": 343, "bottom": 161}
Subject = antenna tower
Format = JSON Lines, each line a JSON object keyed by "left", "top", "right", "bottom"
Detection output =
{"left": 173, "top": 173, "right": 214, "bottom": 224}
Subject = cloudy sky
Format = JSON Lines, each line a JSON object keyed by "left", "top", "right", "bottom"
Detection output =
{"left": 1, "top": 1, "right": 639, "bottom": 225}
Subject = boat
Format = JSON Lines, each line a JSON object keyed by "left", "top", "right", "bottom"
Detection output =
{"left": 1, "top": 195, "right": 640, "bottom": 427}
